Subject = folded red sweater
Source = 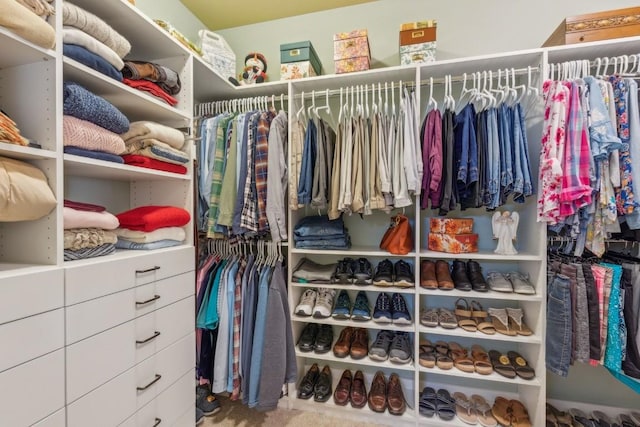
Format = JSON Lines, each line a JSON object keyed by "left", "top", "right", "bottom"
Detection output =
{"left": 122, "top": 154, "right": 187, "bottom": 175}
{"left": 122, "top": 78, "right": 178, "bottom": 106}
{"left": 117, "top": 205, "right": 190, "bottom": 232}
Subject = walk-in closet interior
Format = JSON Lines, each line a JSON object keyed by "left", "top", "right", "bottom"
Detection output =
{"left": 1, "top": 0, "right": 640, "bottom": 426}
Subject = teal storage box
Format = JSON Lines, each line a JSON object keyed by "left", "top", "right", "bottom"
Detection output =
{"left": 280, "top": 41, "right": 322, "bottom": 75}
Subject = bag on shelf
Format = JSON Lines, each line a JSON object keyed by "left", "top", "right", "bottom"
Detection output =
{"left": 379, "top": 214, "right": 413, "bottom": 255}
{"left": 0, "top": 156, "right": 56, "bottom": 222}
{"left": 198, "top": 29, "right": 236, "bottom": 79}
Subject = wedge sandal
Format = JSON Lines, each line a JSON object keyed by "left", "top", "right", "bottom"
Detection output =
{"left": 487, "top": 307, "right": 517, "bottom": 336}
{"left": 471, "top": 300, "right": 496, "bottom": 335}
{"left": 488, "top": 350, "right": 517, "bottom": 379}
{"left": 455, "top": 298, "right": 477, "bottom": 332}
{"left": 506, "top": 307, "right": 533, "bottom": 336}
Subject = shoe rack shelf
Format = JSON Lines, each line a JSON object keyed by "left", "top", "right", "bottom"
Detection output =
{"left": 293, "top": 314, "right": 416, "bottom": 333}
{"left": 293, "top": 281, "right": 417, "bottom": 295}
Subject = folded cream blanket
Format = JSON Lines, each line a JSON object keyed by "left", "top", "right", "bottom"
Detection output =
{"left": 64, "top": 115, "right": 126, "bottom": 155}
{"left": 124, "top": 138, "right": 188, "bottom": 165}
{"left": 16, "top": 0, "right": 54, "bottom": 19}
{"left": 63, "top": 27, "right": 124, "bottom": 70}
{"left": 115, "top": 226, "right": 185, "bottom": 243}
{"left": 63, "top": 1, "right": 131, "bottom": 58}
{"left": 64, "top": 227, "right": 118, "bottom": 250}
{"left": 63, "top": 207, "right": 119, "bottom": 230}
{"left": 121, "top": 121, "right": 185, "bottom": 150}
{"left": 0, "top": 0, "right": 55, "bottom": 49}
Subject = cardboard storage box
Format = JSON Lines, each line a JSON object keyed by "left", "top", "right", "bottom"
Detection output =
{"left": 400, "top": 20, "right": 436, "bottom": 65}
{"left": 428, "top": 233, "right": 479, "bottom": 254}
{"left": 280, "top": 41, "right": 322, "bottom": 76}
{"left": 333, "top": 29, "right": 370, "bottom": 74}
{"left": 543, "top": 7, "right": 640, "bottom": 46}
{"left": 280, "top": 61, "right": 318, "bottom": 80}
{"left": 429, "top": 218, "right": 474, "bottom": 235}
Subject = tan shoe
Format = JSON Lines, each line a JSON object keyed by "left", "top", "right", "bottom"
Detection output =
{"left": 420, "top": 260, "right": 438, "bottom": 289}
{"left": 436, "top": 260, "right": 454, "bottom": 290}
{"left": 349, "top": 328, "right": 369, "bottom": 360}
{"left": 368, "top": 371, "right": 387, "bottom": 413}
{"left": 333, "top": 327, "right": 354, "bottom": 358}
{"left": 386, "top": 373, "right": 406, "bottom": 416}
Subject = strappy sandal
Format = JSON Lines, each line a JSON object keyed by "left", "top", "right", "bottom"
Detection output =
{"left": 488, "top": 350, "right": 516, "bottom": 379}
{"left": 420, "top": 308, "right": 439, "bottom": 327}
{"left": 506, "top": 307, "right": 533, "bottom": 336}
{"left": 419, "top": 386, "right": 437, "bottom": 417}
{"left": 436, "top": 389, "right": 457, "bottom": 421}
{"left": 452, "top": 392, "right": 478, "bottom": 425}
{"left": 455, "top": 298, "right": 477, "bottom": 332}
{"left": 449, "top": 342, "right": 475, "bottom": 373}
{"left": 438, "top": 307, "right": 458, "bottom": 329}
{"left": 419, "top": 341, "right": 437, "bottom": 368}
{"left": 507, "top": 351, "right": 536, "bottom": 380}
{"left": 471, "top": 394, "right": 498, "bottom": 427}
{"left": 434, "top": 341, "right": 453, "bottom": 370}
{"left": 487, "top": 307, "right": 517, "bottom": 336}
{"left": 471, "top": 300, "right": 496, "bottom": 335}
{"left": 470, "top": 344, "right": 493, "bottom": 375}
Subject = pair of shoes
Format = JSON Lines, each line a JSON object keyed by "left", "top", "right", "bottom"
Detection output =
{"left": 369, "top": 330, "right": 413, "bottom": 364}
{"left": 297, "top": 323, "right": 333, "bottom": 353}
{"left": 487, "top": 307, "right": 532, "bottom": 336}
{"left": 420, "top": 260, "right": 454, "bottom": 290}
{"left": 332, "top": 290, "right": 371, "bottom": 321}
{"left": 451, "top": 260, "right": 489, "bottom": 292}
{"left": 453, "top": 392, "right": 500, "bottom": 426}
{"left": 488, "top": 350, "right": 535, "bottom": 380}
{"left": 334, "top": 257, "right": 372, "bottom": 284}
{"left": 423, "top": 341, "right": 492, "bottom": 375}
{"left": 298, "top": 363, "right": 332, "bottom": 402}
{"left": 333, "top": 369, "right": 367, "bottom": 408}
{"left": 333, "top": 327, "right": 368, "bottom": 359}
{"left": 294, "top": 288, "right": 336, "bottom": 318}
{"left": 487, "top": 271, "right": 536, "bottom": 294}
{"left": 368, "top": 371, "right": 406, "bottom": 415}
{"left": 373, "top": 292, "right": 412, "bottom": 324}
{"left": 547, "top": 404, "right": 580, "bottom": 427}
{"left": 420, "top": 307, "right": 457, "bottom": 329}
{"left": 373, "top": 259, "right": 415, "bottom": 287}
{"left": 196, "top": 383, "right": 221, "bottom": 416}
{"left": 493, "top": 397, "right": 531, "bottom": 427}
{"left": 454, "top": 298, "right": 496, "bottom": 334}
{"left": 418, "top": 387, "right": 456, "bottom": 420}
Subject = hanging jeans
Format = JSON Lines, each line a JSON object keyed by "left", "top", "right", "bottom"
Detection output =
{"left": 547, "top": 274, "right": 573, "bottom": 377}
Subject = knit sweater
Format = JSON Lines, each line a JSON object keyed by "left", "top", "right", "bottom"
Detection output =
{"left": 63, "top": 27, "right": 124, "bottom": 70}
{"left": 63, "top": 81, "right": 130, "bottom": 134}
{"left": 63, "top": 115, "right": 126, "bottom": 155}
{"left": 0, "top": 0, "right": 55, "bottom": 49}
{"left": 121, "top": 121, "right": 185, "bottom": 150}
{"left": 116, "top": 205, "right": 190, "bottom": 232}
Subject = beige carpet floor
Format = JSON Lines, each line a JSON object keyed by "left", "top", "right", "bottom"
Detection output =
{"left": 202, "top": 395, "right": 386, "bottom": 427}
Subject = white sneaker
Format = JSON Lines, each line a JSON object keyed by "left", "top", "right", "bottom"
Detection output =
{"left": 313, "top": 288, "right": 336, "bottom": 318}
{"left": 295, "top": 289, "right": 317, "bottom": 316}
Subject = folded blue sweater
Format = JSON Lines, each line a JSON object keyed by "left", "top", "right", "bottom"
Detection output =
{"left": 63, "top": 82, "right": 130, "bottom": 134}
{"left": 63, "top": 43, "right": 123, "bottom": 82}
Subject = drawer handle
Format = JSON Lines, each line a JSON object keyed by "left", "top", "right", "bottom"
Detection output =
{"left": 136, "top": 331, "right": 161, "bottom": 344}
{"left": 153, "top": 418, "right": 161, "bottom": 427}
{"left": 136, "top": 266, "right": 160, "bottom": 274}
{"left": 136, "top": 295, "right": 161, "bottom": 306}
{"left": 137, "top": 374, "right": 162, "bottom": 391}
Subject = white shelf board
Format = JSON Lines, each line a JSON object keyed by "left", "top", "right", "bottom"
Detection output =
{"left": 292, "top": 314, "right": 416, "bottom": 333}
{"left": 63, "top": 57, "right": 191, "bottom": 124}
{"left": 64, "top": 154, "right": 191, "bottom": 181}
{"left": 419, "top": 325, "right": 542, "bottom": 344}
{"left": 0, "top": 26, "right": 55, "bottom": 68}
{"left": 63, "top": 244, "right": 193, "bottom": 267}
{"left": 291, "top": 281, "right": 416, "bottom": 295}
{"left": 546, "top": 35, "right": 640, "bottom": 63}
{"left": 0, "top": 143, "right": 56, "bottom": 161}
{"left": 292, "top": 245, "right": 416, "bottom": 257}
{"left": 66, "top": 0, "right": 190, "bottom": 60}
{"left": 419, "top": 365, "right": 541, "bottom": 387}
{"left": 418, "top": 288, "right": 542, "bottom": 302}
{"left": 295, "top": 348, "right": 415, "bottom": 372}
{"left": 419, "top": 249, "right": 543, "bottom": 261}
{"left": 0, "top": 263, "right": 58, "bottom": 278}
{"left": 291, "top": 396, "right": 416, "bottom": 426}
{"left": 192, "top": 56, "right": 238, "bottom": 102}
{"left": 290, "top": 65, "right": 418, "bottom": 92}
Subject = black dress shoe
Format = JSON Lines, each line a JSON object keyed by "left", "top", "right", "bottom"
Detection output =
{"left": 451, "top": 260, "right": 472, "bottom": 291}
{"left": 314, "top": 324, "right": 333, "bottom": 353}
{"left": 467, "top": 261, "right": 489, "bottom": 292}
{"left": 314, "top": 365, "right": 333, "bottom": 402}
{"left": 298, "top": 363, "right": 319, "bottom": 399}
{"left": 297, "top": 323, "right": 319, "bottom": 352}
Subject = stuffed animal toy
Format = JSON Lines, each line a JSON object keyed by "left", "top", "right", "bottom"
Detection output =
{"left": 229, "top": 52, "right": 267, "bottom": 86}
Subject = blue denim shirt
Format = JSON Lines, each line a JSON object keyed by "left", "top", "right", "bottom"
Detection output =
{"left": 297, "top": 119, "right": 317, "bottom": 205}
{"left": 584, "top": 76, "right": 624, "bottom": 160}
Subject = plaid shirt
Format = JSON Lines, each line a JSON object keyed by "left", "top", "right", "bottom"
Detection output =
{"left": 207, "top": 115, "right": 233, "bottom": 237}
{"left": 255, "top": 112, "right": 275, "bottom": 232}
{"left": 240, "top": 113, "right": 261, "bottom": 232}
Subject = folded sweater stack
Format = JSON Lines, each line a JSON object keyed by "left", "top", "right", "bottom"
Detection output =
{"left": 115, "top": 205, "right": 190, "bottom": 250}
{"left": 63, "top": 200, "right": 119, "bottom": 261}
{"left": 120, "top": 121, "right": 188, "bottom": 173}
{"left": 62, "top": 1, "right": 131, "bottom": 81}
{"left": 63, "top": 81, "right": 129, "bottom": 163}
{"left": 122, "top": 61, "right": 181, "bottom": 106}
{"left": 0, "top": 0, "right": 55, "bottom": 49}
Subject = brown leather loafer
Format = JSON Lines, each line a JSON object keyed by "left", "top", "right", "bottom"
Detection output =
{"left": 420, "top": 260, "right": 438, "bottom": 289}
{"left": 350, "top": 370, "right": 367, "bottom": 408}
{"left": 436, "top": 260, "right": 454, "bottom": 290}
{"left": 386, "top": 373, "right": 406, "bottom": 415}
{"left": 350, "top": 328, "right": 369, "bottom": 359}
{"left": 333, "top": 369, "right": 352, "bottom": 406}
{"left": 333, "top": 327, "right": 354, "bottom": 358}
{"left": 368, "top": 371, "right": 387, "bottom": 413}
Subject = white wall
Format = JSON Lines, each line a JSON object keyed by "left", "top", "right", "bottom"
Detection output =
{"left": 134, "top": 0, "right": 207, "bottom": 47}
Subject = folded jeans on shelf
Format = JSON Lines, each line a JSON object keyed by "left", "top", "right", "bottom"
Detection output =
{"left": 63, "top": 43, "right": 123, "bottom": 81}
{"left": 293, "top": 215, "right": 347, "bottom": 238}
{"left": 115, "top": 238, "right": 183, "bottom": 250}
{"left": 294, "top": 236, "right": 351, "bottom": 249}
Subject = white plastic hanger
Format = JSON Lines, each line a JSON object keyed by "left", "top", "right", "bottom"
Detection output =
{"left": 459, "top": 72, "right": 475, "bottom": 107}
{"left": 296, "top": 91, "right": 306, "bottom": 121}
{"left": 427, "top": 76, "right": 437, "bottom": 111}
{"left": 391, "top": 81, "right": 396, "bottom": 116}
{"left": 371, "top": 84, "right": 378, "bottom": 115}
{"left": 384, "top": 82, "right": 389, "bottom": 116}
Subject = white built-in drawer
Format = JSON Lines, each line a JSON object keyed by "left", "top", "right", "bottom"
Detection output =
{"left": 31, "top": 408, "right": 65, "bottom": 427}
{"left": 135, "top": 271, "right": 195, "bottom": 317}
{"left": 129, "top": 370, "right": 194, "bottom": 427}
{"left": 65, "top": 246, "right": 194, "bottom": 305}
{"left": 0, "top": 309, "right": 64, "bottom": 373}
{"left": 67, "top": 296, "right": 194, "bottom": 403}
{"left": 0, "top": 350, "right": 64, "bottom": 427}
{"left": 0, "top": 267, "right": 63, "bottom": 325}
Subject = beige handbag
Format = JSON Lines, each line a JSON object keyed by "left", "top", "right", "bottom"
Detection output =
{"left": 0, "top": 156, "right": 56, "bottom": 221}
